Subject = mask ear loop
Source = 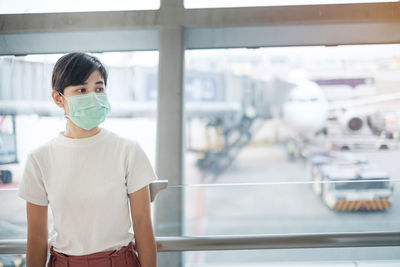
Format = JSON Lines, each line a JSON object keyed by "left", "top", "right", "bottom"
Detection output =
{"left": 58, "top": 91, "right": 71, "bottom": 120}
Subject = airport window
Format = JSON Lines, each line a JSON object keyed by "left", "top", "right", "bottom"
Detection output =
{"left": 184, "top": 0, "right": 397, "bottom": 8}
{"left": 183, "top": 44, "right": 400, "bottom": 264}
{"left": 0, "top": 51, "right": 158, "bottom": 247}
{"left": 0, "top": 0, "right": 160, "bottom": 14}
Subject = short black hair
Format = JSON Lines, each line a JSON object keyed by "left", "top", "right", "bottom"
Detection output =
{"left": 52, "top": 52, "right": 108, "bottom": 95}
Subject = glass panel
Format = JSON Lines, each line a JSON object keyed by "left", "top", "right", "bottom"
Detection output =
{"left": 183, "top": 251, "right": 400, "bottom": 266}
{"left": 165, "top": 182, "right": 399, "bottom": 237}
{"left": 0, "top": 254, "right": 27, "bottom": 267}
{"left": 150, "top": 180, "right": 400, "bottom": 264}
{"left": 0, "top": 189, "right": 44, "bottom": 265}
{"left": 184, "top": 45, "right": 400, "bottom": 186}
{"left": 0, "top": 189, "right": 28, "bottom": 239}
{"left": 0, "top": 51, "right": 159, "bottom": 190}
{"left": 185, "top": 0, "right": 397, "bottom": 9}
{"left": 0, "top": 51, "right": 159, "bottom": 263}
{"left": 179, "top": 43, "right": 400, "bottom": 265}
{"left": 0, "top": 0, "right": 160, "bottom": 14}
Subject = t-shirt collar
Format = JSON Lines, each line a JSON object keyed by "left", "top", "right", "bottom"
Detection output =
{"left": 56, "top": 128, "right": 108, "bottom": 147}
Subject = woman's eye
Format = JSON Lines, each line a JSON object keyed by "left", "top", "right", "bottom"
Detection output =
{"left": 77, "top": 88, "right": 86, "bottom": 93}
{"left": 97, "top": 88, "right": 104, "bottom": 92}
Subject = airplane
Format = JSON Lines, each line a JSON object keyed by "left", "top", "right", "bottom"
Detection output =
{"left": 283, "top": 78, "right": 400, "bottom": 137}
{"left": 281, "top": 77, "right": 400, "bottom": 159}
{"left": 282, "top": 80, "right": 328, "bottom": 135}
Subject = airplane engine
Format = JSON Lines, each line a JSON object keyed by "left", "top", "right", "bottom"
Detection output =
{"left": 340, "top": 113, "right": 367, "bottom": 134}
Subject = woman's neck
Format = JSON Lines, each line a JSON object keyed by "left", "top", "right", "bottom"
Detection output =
{"left": 63, "top": 119, "right": 101, "bottom": 139}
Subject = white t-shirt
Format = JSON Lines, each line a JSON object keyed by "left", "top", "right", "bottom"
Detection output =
{"left": 18, "top": 128, "right": 158, "bottom": 256}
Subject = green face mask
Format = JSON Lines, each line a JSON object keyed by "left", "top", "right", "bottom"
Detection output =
{"left": 60, "top": 91, "right": 111, "bottom": 130}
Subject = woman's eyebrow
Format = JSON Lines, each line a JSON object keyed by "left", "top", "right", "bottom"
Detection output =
{"left": 83, "top": 81, "right": 104, "bottom": 85}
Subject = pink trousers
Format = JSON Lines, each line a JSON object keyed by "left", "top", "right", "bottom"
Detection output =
{"left": 47, "top": 242, "right": 140, "bottom": 267}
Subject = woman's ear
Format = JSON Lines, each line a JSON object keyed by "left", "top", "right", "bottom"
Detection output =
{"left": 51, "top": 90, "right": 65, "bottom": 108}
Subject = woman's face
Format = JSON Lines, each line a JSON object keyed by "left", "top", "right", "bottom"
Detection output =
{"left": 55, "top": 69, "right": 106, "bottom": 116}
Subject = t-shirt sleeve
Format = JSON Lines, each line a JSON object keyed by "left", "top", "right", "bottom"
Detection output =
{"left": 18, "top": 153, "right": 49, "bottom": 206}
{"left": 126, "top": 142, "right": 158, "bottom": 195}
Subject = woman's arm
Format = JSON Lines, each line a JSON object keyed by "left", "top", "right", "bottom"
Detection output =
{"left": 26, "top": 202, "right": 48, "bottom": 267}
{"left": 129, "top": 186, "right": 157, "bottom": 267}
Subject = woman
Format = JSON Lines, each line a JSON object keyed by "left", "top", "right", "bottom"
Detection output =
{"left": 18, "top": 52, "right": 158, "bottom": 267}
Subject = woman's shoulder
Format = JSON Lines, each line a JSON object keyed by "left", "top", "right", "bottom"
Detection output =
{"left": 27, "top": 137, "right": 58, "bottom": 161}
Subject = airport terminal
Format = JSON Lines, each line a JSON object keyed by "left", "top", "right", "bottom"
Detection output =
{"left": 1, "top": 1, "right": 400, "bottom": 266}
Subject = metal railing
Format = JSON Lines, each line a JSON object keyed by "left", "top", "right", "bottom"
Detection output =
{"left": 0, "top": 180, "right": 168, "bottom": 202}
{"left": 1, "top": 232, "right": 400, "bottom": 254}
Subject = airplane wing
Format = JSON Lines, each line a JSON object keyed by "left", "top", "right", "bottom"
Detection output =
{"left": 329, "top": 92, "right": 400, "bottom": 110}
